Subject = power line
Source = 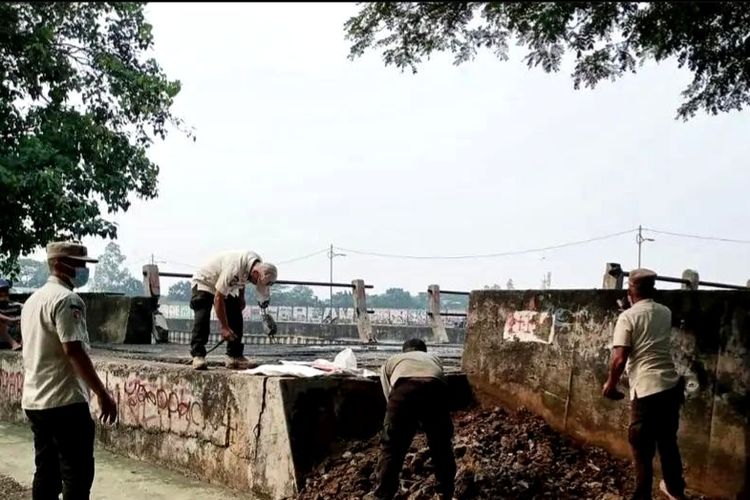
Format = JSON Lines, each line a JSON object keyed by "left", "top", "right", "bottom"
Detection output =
{"left": 643, "top": 228, "right": 750, "bottom": 244}
{"left": 278, "top": 248, "right": 329, "bottom": 265}
{"left": 335, "top": 228, "right": 638, "bottom": 260}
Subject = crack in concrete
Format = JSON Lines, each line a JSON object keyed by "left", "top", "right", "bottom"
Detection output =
{"left": 252, "top": 377, "right": 269, "bottom": 462}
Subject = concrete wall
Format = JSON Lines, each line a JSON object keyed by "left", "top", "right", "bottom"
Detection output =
{"left": 0, "top": 351, "right": 471, "bottom": 498}
{"left": 463, "top": 289, "right": 749, "bottom": 499}
{"left": 11, "top": 293, "right": 153, "bottom": 344}
{"left": 167, "top": 318, "right": 466, "bottom": 344}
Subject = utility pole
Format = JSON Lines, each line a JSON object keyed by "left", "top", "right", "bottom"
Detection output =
{"left": 636, "top": 225, "right": 655, "bottom": 267}
{"left": 327, "top": 244, "right": 346, "bottom": 318}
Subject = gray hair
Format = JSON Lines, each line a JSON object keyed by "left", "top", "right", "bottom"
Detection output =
{"left": 257, "top": 262, "right": 278, "bottom": 284}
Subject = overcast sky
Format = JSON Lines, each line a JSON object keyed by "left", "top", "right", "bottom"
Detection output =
{"left": 45, "top": 2, "right": 749, "bottom": 295}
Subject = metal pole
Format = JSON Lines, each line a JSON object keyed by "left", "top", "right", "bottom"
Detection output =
{"left": 637, "top": 225, "right": 642, "bottom": 268}
{"left": 329, "top": 244, "right": 333, "bottom": 318}
{"left": 636, "top": 225, "right": 654, "bottom": 267}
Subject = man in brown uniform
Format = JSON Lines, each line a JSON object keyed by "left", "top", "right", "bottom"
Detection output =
{"left": 370, "top": 338, "right": 455, "bottom": 500}
{"left": 603, "top": 268, "right": 686, "bottom": 500}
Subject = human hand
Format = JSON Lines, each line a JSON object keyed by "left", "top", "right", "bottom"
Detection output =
{"left": 602, "top": 381, "right": 625, "bottom": 400}
{"left": 97, "top": 391, "right": 118, "bottom": 425}
{"left": 221, "top": 326, "right": 237, "bottom": 342}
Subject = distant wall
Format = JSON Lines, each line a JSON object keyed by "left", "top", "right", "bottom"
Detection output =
{"left": 11, "top": 292, "right": 153, "bottom": 344}
{"left": 166, "top": 318, "right": 466, "bottom": 344}
{"left": 463, "top": 289, "right": 749, "bottom": 499}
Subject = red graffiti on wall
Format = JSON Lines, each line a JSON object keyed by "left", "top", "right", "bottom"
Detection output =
{"left": 0, "top": 368, "right": 23, "bottom": 401}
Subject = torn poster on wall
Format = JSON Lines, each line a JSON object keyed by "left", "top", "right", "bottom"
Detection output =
{"left": 503, "top": 310, "right": 555, "bottom": 344}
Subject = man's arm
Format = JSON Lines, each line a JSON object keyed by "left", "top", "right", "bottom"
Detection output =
{"left": 55, "top": 296, "right": 117, "bottom": 423}
{"left": 239, "top": 287, "right": 246, "bottom": 310}
{"left": 380, "top": 363, "right": 392, "bottom": 400}
{"left": 62, "top": 341, "right": 116, "bottom": 422}
{"left": 213, "top": 293, "right": 236, "bottom": 341}
{"left": 0, "top": 313, "right": 19, "bottom": 323}
{"left": 603, "top": 314, "right": 633, "bottom": 400}
{"left": 603, "top": 346, "right": 630, "bottom": 399}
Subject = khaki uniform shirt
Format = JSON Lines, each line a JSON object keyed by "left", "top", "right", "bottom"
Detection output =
{"left": 191, "top": 251, "right": 261, "bottom": 297}
{"left": 380, "top": 351, "right": 445, "bottom": 399}
{"left": 612, "top": 299, "right": 679, "bottom": 400}
{"left": 21, "top": 276, "right": 90, "bottom": 410}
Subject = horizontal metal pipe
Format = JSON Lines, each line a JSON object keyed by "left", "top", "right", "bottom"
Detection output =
{"left": 145, "top": 272, "right": 373, "bottom": 290}
{"left": 440, "top": 312, "right": 467, "bottom": 317}
{"left": 623, "top": 271, "right": 747, "bottom": 289}
{"left": 696, "top": 281, "right": 749, "bottom": 290}
{"left": 440, "top": 290, "right": 471, "bottom": 296}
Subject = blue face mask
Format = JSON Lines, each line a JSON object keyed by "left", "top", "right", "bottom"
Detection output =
{"left": 71, "top": 267, "right": 89, "bottom": 288}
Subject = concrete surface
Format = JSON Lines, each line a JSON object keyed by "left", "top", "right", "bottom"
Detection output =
{"left": 463, "top": 289, "right": 749, "bottom": 499}
{"left": 89, "top": 341, "right": 465, "bottom": 372}
{"left": 0, "top": 348, "right": 469, "bottom": 499}
{"left": 0, "top": 422, "right": 252, "bottom": 499}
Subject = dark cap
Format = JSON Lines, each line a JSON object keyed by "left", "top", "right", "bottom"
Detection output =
{"left": 0, "top": 278, "right": 10, "bottom": 290}
{"left": 46, "top": 241, "right": 98, "bottom": 263}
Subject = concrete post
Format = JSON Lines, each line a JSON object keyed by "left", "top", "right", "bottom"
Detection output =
{"left": 682, "top": 269, "right": 700, "bottom": 290}
{"left": 352, "top": 280, "right": 375, "bottom": 343}
{"left": 427, "top": 285, "right": 450, "bottom": 344}
{"left": 603, "top": 263, "right": 624, "bottom": 290}
{"left": 142, "top": 264, "right": 161, "bottom": 298}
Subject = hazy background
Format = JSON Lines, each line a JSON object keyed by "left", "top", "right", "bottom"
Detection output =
{"left": 30, "top": 2, "right": 750, "bottom": 295}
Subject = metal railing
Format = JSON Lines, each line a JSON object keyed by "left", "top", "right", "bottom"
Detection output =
{"left": 604, "top": 263, "right": 749, "bottom": 291}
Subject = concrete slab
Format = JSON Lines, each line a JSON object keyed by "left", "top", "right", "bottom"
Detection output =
{"left": 89, "top": 341, "right": 465, "bottom": 372}
{"left": 0, "top": 422, "right": 253, "bottom": 499}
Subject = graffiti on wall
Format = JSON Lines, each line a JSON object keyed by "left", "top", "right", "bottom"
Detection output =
{"left": 100, "top": 374, "right": 237, "bottom": 447}
{"left": 0, "top": 366, "right": 23, "bottom": 402}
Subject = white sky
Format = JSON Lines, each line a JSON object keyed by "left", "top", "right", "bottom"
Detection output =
{"left": 35, "top": 2, "right": 750, "bottom": 295}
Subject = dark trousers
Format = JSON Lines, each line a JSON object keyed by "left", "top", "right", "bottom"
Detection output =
{"left": 629, "top": 380, "right": 686, "bottom": 500}
{"left": 189, "top": 288, "right": 244, "bottom": 358}
{"left": 25, "top": 403, "right": 95, "bottom": 500}
{"left": 375, "top": 378, "right": 456, "bottom": 500}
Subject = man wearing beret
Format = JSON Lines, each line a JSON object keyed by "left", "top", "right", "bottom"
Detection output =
{"left": 603, "top": 268, "right": 687, "bottom": 500}
{"left": 189, "top": 250, "right": 278, "bottom": 370}
{"left": 21, "top": 241, "right": 118, "bottom": 499}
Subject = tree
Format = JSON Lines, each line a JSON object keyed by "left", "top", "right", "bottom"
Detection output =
{"left": 167, "top": 280, "right": 192, "bottom": 302}
{"left": 506, "top": 279, "right": 515, "bottom": 290}
{"left": 0, "top": 3, "right": 190, "bottom": 276}
{"left": 345, "top": 2, "right": 750, "bottom": 120}
{"left": 90, "top": 242, "right": 141, "bottom": 296}
{"left": 13, "top": 258, "right": 49, "bottom": 289}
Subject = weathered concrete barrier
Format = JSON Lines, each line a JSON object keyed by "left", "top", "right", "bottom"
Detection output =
{"left": 0, "top": 351, "right": 470, "bottom": 498}
{"left": 11, "top": 293, "right": 153, "bottom": 344}
{"left": 463, "top": 289, "right": 749, "bottom": 499}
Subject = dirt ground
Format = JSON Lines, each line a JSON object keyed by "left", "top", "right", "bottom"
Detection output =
{"left": 298, "top": 405, "right": 710, "bottom": 500}
{"left": 0, "top": 473, "right": 29, "bottom": 500}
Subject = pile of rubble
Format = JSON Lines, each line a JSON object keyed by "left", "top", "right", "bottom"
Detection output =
{"left": 298, "top": 405, "right": 634, "bottom": 500}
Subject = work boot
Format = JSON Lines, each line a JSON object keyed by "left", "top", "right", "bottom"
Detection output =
{"left": 192, "top": 356, "right": 208, "bottom": 370}
{"left": 226, "top": 355, "right": 250, "bottom": 370}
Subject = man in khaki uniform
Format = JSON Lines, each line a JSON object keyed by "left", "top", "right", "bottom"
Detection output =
{"left": 21, "top": 242, "right": 117, "bottom": 499}
{"left": 189, "top": 250, "right": 277, "bottom": 370}
{"left": 603, "top": 268, "right": 686, "bottom": 500}
{"left": 369, "top": 338, "right": 455, "bottom": 500}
